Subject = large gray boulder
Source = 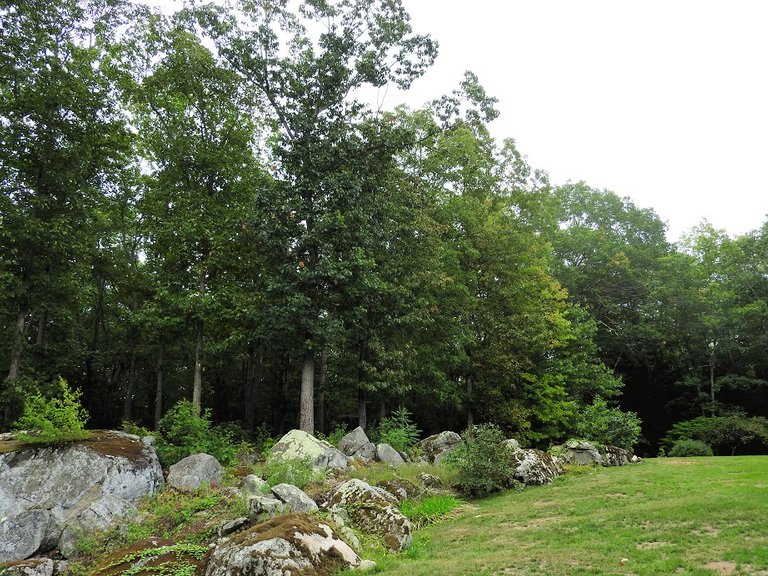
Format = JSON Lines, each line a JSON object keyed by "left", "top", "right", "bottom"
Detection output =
{"left": 167, "top": 453, "right": 223, "bottom": 492}
{"left": 338, "top": 426, "right": 369, "bottom": 456}
{"left": 415, "top": 431, "right": 461, "bottom": 464}
{"left": 561, "top": 439, "right": 603, "bottom": 466}
{"left": 508, "top": 448, "right": 563, "bottom": 485}
{"left": 602, "top": 445, "right": 631, "bottom": 466}
{"left": 325, "top": 479, "right": 412, "bottom": 551}
{"left": 0, "top": 431, "right": 163, "bottom": 563}
{"left": 0, "top": 558, "right": 68, "bottom": 576}
{"left": 202, "top": 513, "right": 361, "bottom": 576}
{"left": 375, "top": 443, "right": 405, "bottom": 466}
{"left": 268, "top": 429, "right": 347, "bottom": 471}
{"left": 271, "top": 483, "right": 318, "bottom": 513}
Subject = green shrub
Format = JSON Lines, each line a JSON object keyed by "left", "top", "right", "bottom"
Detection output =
{"left": 662, "top": 414, "right": 768, "bottom": 456}
{"left": 12, "top": 376, "right": 89, "bottom": 444}
{"left": 668, "top": 439, "right": 714, "bottom": 457}
{"left": 446, "top": 423, "right": 514, "bottom": 497}
{"left": 155, "top": 400, "right": 239, "bottom": 467}
{"left": 375, "top": 407, "right": 421, "bottom": 454}
{"left": 324, "top": 424, "right": 349, "bottom": 447}
{"left": 572, "top": 397, "right": 642, "bottom": 451}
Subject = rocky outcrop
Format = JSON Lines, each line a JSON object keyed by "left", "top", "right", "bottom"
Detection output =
{"left": 0, "top": 558, "right": 68, "bottom": 576}
{"left": 0, "top": 430, "right": 163, "bottom": 562}
{"left": 561, "top": 440, "right": 603, "bottom": 466}
{"left": 602, "top": 445, "right": 631, "bottom": 466}
{"left": 167, "top": 453, "right": 223, "bottom": 492}
{"left": 416, "top": 431, "right": 461, "bottom": 464}
{"left": 202, "top": 513, "right": 361, "bottom": 576}
{"left": 508, "top": 448, "right": 563, "bottom": 485}
{"left": 268, "top": 429, "right": 347, "bottom": 471}
{"left": 239, "top": 474, "right": 269, "bottom": 496}
{"left": 325, "top": 479, "right": 412, "bottom": 551}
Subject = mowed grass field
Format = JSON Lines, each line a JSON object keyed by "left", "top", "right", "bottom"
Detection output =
{"left": 367, "top": 457, "right": 768, "bottom": 576}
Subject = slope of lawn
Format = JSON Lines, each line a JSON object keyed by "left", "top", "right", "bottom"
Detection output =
{"left": 367, "top": 457, "right": 768, "bottom": 576}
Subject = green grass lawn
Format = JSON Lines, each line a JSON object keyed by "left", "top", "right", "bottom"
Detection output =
{"left": 364, "top": 457, "right": 768, "bottom": 576}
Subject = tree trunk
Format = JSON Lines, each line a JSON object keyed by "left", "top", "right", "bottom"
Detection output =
{"left": 35, "top": 310, "right": 47, "bottom": 347}
{"left": 154, "top": 344, "right": 164, "bottom": 430}
{"left": 244, "top": 343, "right": 262, "bottom": 436}
{"left": 192, "top": 319, "right": 204, "bottom": 413}
{"left": 466, "top": 373, "right": 474, "bottom": 427}
{"left": 123, "top": 350, "right": 137, "bottom": 422}
{"left": 7, "top": 309, "right": 28, "bottom": 382}
{"left": 315, "top": 348, "right": 327, "bottom": 435}
{"left": 299, "top": 348, "right": 315, "bottom": 433}
{"left": 357, "top": 387, "right": 367, "bottom": 431}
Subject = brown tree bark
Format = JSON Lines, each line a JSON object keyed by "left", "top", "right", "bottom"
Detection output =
{"left": 299, "top": 348, "right": 315, "bottom": 433}
{"left": 154, "top": 344, "right": 164, "bottom": 430}
{"left": 244, "top": 343, "right": 262, "bottom": 436}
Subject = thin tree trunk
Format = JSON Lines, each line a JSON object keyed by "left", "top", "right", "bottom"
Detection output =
{"left": 154, "top": 344, "right": 164, "bottom": 430}
{"left": 123, "top": 350, "right": 137, "bottom": 422}
{"left": 299, "top": 348, "right": 315, "bottom": 433}
{"left": 466, "top": 373, "right": 474, "bottom": 427}
{"left": 35, "top": 311, "right": 47, "bottom": 347}
{"left": 192, "top": 319, "right": 204, "bottom": 413}
{"left": 358, "top": 388, "right": 367, "bottom": 431}
{"left": 244, "top": 343, "right": 262, "bottom": 436}
{"left": 315, "top": 348, "right": 327, "bottom": 435}
{"left": 7, "top": 309, "right": 28, "bottom": 382}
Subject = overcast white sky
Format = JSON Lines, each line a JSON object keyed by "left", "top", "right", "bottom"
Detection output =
{"left": 150, "top": 0, "right": 768, "bottom": 242}
{"left": 386, "top": 1, "right": 768, "bottom": 242}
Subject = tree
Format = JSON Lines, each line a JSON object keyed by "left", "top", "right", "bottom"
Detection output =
{"left": 205, "top": 0, "right": 438, "bottom": 432}
{"left": 0, "top": 0, "right": 131, "bottom": 425}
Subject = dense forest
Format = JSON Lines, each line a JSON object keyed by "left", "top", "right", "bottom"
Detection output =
{"left": 2, "top": 0, "right": 767, "bottom": 455}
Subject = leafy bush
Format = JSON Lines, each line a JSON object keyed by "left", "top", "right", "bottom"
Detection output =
{"left": 663, "top": 414, "right": 768, "bottom": 455}
{"left": 572, "top": 397, "right": 642, "bottom": 450}
{"left": 155, "top": 400, "right": 240, "bottom": 467}
{"left": 668, "top": 439, "right": 714, "bottom": 457}
{"left": 446, "top": 423, "right": 515, "bottom": 496}
{"left": 375, "top": 407, "right": 421, "bottom": 454}
{"left": 324, "top": 424, "right": 349, "bottom": 447}
{"left": 13, "top": 376, "right": 89, "bottom": 444}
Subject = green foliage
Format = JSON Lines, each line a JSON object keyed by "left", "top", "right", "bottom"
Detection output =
{"left": 446, "top": 423, "right": 516, "bottom": 496}
{"left": 400, "top": 495, "right": 463, "bottom": 529}
{"left": 12, "top": 377, "right": 89, "bottom": 444}
{"left": 667, "top": 439, "right": 714, "bottom": 457}
{"left": 663, "top": 414, "right": 768, "bottom": 456}
{"left": 374, "top": 407, "right": 421, "bottom": 454}
{"left": 121, "top": 421, "right": 152, "bottom": 438}
{"left": 260, "top": 457, "right": 324, "bottom": 488}
{"left": 571, "top": 397, "right": 642, "bottom": 451}
{"left": 155, "top": 400, "right": 240, "bottom": 467}
{"left": 324, "top": 424, "right": 349, "bottom": 448}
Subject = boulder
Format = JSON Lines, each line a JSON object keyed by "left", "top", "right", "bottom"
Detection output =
{"left": 415, "top": 431, "right": 461, "bottom": 464}
{"left": 271, "top": 483, "right": 319, "bottom": 513}
{"left": 375, "top": 478, "right": 417, "bottom": 502}
{"left": 217, "top": 517, "right": 249, "bottom": 538}
{"left": 269, "top": 429, "right": 347, "bottom": 471}
{"left": 247, "top": 494, "right": 285, "bottom": 519}
{"left": 239, "top": 474, "right": 269, "bottom": 496}
{"left": 167, "top": 453, "right": 223, "bottom": 492}
{"left": 561, "top": 439, "right": 603, "bottom": 466}
{"left": 325, "top": 479, "right": 412, "bottom": 551}
{"left": 352, "top": 442, "right": 376, "bottom": 462}
{"left": 502, "top": 438, "right": 521, "bottom": 452}
{"left": 338, "top": 427, "right": 370, "bottom": 456}
{"left": 418, "top": 472, "right": 443, "bottom": 489}
{"left": 0, "top": 430, "right": 163, "bottom": 563}
{"left": 508, "top": 448, "right": 563, "bottom": 485}
{"left": 376, "top": 443, "right": 405, "bottom": 466}
{"left": 202, "top": 513, "right": 361, "bottom": 576}
{"left": 602, "top": 445, "right": 631, "bottom": 466}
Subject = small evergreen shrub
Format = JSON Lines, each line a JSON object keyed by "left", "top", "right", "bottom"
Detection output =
{"left": 13, "top": 376, "right": 89, "bottom": 444}
{"left": 155, "top": 400, "right": 239, "bottom": 467}
{"left": 446, "top": 423, "right": 514, "bottom": 496}
{"left": 668, "top": 439, "right": 714, "bottom": 457}
{"left": 375, "top": 407, "right": 421, "bottom": 453}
